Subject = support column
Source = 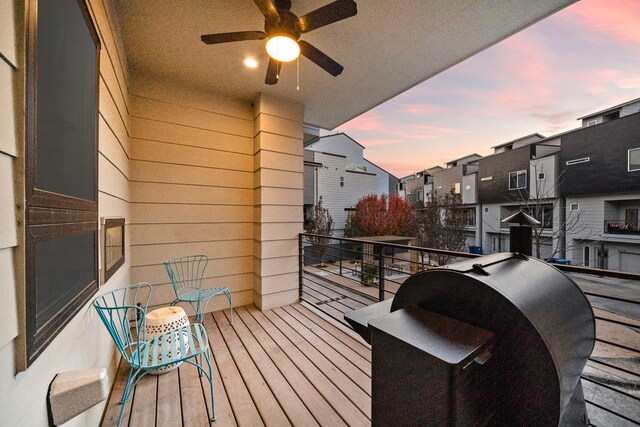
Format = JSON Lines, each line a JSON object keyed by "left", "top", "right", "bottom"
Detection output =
{"left": 253, "top": 94, "right": 304, "bottom": 310}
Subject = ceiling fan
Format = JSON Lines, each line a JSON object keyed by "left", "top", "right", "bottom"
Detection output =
{"left": 201, "top": 0, "right": 357, "bottom": 85}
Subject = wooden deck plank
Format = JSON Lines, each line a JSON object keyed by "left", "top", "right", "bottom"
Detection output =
{"left": 303, "top": 279, "right": 368, "bottom": 311}
{"left": 101, "top": 358, "right": 133, "bottom": 426}
{"left": 178, "top": 363, "right": 212, "bottom": 427}
{"left": 247, "top": 306, "right": 370, "bottom": 426}
{"left": 305, "top": 272, "right": 378, "bottom": 306}
{"left": 301, "top": 289, "right": 353, "bottom": 327}
{"left": 282, "top": 304, "right": 372, "bottom": 373}
{"left": 292, "top": 303, "right": 372, "bottom": 362}
{"left": 212, "top": 310, "right": 292, "bottom": 427}
{"left": 128, "top": 374, "right": 157, "bottom": 427}
{"left": 205, "top": 311, "right": 265, "bottom": 427}
{"left": 272, "top": 307, "right": 371, "bottom": 392}
{"left": 235, "top": 307, "right": 347, "bottom": 427}
{"left": 155, "top": 368, "right": 182, "bottom": 427}
{"left": 221, "top": 308, "right": 320, "bottom": 427}
{"left": 263, "top": 308, "right": 372, "bottom": 418}
{"left": 200, "top": 313, "right": 237, "bottom": 427}
{"left": 106, "top": 304, "right": 373, "bottom": 427}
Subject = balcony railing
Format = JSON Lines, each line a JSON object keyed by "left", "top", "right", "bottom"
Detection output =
{"left": 604, "top": 220, "right": 640, "bottom": 236}
{"left": 299, "top": 233, "right": 640, "bottom": 426}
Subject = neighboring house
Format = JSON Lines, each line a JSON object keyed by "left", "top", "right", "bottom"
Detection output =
{"left": 394, "top": 98, "right": 640, "bottom": 270}
{"left": 433, "top": 154, "right": 482, "bottom": 247}
{"left": 477, "top": 135, "right": 562, "bottom": 258}
{"left": 304, "top": 133, "right": 398, "bottom": 197}
{"left": 561, "top": 108, "right": 640, "bottom": 273}
{"left": 304, "top": 149, "right": 377, "bottom": 236}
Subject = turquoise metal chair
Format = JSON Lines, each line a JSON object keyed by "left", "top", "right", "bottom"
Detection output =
{"left": 164, "top": 255, "right": 233, "bottom": 324}
{"left": 93, "top": 283, "right": 216, "bottom": 426}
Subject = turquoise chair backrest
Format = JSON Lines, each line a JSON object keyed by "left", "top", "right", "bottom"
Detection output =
{"left": 93, "top": 283, "right": 152, "bottom": 364}
{"left": 164, "top": 255, "right": 208, "bottom": 296}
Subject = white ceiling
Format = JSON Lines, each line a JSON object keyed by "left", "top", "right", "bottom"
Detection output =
{"left": 115, "top": 0, "right": 576, "bottom": 130}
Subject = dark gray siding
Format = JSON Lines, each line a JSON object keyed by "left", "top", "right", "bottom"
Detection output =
{"left": 560, "top": 112, "right": 640, "bottom": 196}
{"left": 478, "top": 146, "right": 532, "bottom": 204}
{"left": 433, "top": 166, "right": 463, "bottom": 195}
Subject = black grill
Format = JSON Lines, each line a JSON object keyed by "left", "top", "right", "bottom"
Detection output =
{"left": 346, "top": 252, "right": 596, "bottom": 426}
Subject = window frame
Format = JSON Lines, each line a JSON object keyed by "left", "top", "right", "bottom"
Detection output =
{"left": 24, "top": 0, "right": 101, "bottom": 366}
{"left": 628, "top": 148, "right": 640, "bottom": 172}
{"left": 104, "top": 218, "right": 125, "bottom": 283}
{"left": 508, "top": 170, "right": 527, "bottom": 190}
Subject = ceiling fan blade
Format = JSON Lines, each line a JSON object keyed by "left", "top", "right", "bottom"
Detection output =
{"left": 265, "top": 57, "right": 279, "bottom": 85}
{"left": 297, "top": 0, "right": 357, "bottom": 33}
{"left": 299, "top": 41, "right": 343, "bottom": 76}
{"left": 201, "top": 31, "right": 266, "bottom": 45}
{"left": 253, "top": 0, "right": 280, "bottom": 23}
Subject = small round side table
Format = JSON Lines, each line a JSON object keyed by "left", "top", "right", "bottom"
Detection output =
{"left": 145, "top": 306, "right": 190, "bottom": 375}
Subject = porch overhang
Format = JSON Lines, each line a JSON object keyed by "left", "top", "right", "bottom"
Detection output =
{"left": 115, "top": 0, "right": 577, "bottom": 129}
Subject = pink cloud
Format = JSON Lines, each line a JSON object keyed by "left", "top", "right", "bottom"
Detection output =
{"left": 566, "top": 0, "right": 640, "bottom": 46}
{"left": 338, "top": 112, "right": 387, "bottom": 132}
{"left": 400, "top": 104, "right": 444, "bottom": 116}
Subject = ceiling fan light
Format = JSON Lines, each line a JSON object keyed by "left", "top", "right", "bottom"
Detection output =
{"left": 266, "top": 36, "right": 300, "bottom": 62}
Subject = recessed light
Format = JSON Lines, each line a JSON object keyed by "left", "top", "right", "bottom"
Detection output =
{"left": 243, "top": 58, "right": 258, "bottom": 69}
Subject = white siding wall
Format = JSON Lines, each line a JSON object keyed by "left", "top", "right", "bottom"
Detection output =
{"left": 364, "top": 158, "right": 394, "bottom": 197}
{"left": 305, "top": 133, "right": 364, "bottom": 163}
{"left": 565, "top": 194, "right": 640, "bottom": 270}
{"left": 480, "top": 203, "right": 506, "bottom": 253}
{"left": 313, "top": 151, "right": 376, "bottom": 235}
{"left": 621, "top": 101, "right": 640, "bottom": 117}
{"left": 462, "top": 173, "right": 477, "bottom": 204}
{"left": 0, "top": 0, "right": 133, "bottom": 425}
{"left": 530, "top": 155, "right": 559, "bottom": 199}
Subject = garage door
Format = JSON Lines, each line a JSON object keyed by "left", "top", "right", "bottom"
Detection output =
{"left": 620, "top": 252, "right": 640, "bottom": 274}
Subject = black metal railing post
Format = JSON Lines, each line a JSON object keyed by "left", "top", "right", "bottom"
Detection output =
{"left": 378, "top": 244, "right": 385, "bottom": 301}
{"left": 298, "top": 234, "right": 303, "bottom": 301}
{"left": 339, "top": 243, "right": 343, "bottom": 276}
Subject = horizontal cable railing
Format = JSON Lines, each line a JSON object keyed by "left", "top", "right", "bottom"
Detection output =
{"left": 299, "top": 233, "right": 640, "bottom": 426}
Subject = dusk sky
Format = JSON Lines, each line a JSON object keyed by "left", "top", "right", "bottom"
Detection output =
{"left": 335, "top": 0, "right": 640, "bottom": 178}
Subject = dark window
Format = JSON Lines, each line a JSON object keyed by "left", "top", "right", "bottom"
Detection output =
{"left": 629, "top": 148, "right": 640, "bottom": 172}
{"left": 340, "top": 176, "right": 344, "bottom": 187}
{"left": 509, "top": 170, "right": 527, "bottom": 190}
{"left": 25, "top": 0, "right": 100, "bottom": 366}
{"left": 538, "top": 173, "right": 545, "bottom": 180}
{"left": 464, "top": 208, "right": 476, "bottom": 226}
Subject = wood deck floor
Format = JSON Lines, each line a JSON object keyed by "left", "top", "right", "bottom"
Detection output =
{"left": 101, "top": 303, "right": 372, "bottom": 427}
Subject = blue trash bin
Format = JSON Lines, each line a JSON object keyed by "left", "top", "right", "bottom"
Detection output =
{"left": 469, "top": 246, "right": 482, "bottom": 255}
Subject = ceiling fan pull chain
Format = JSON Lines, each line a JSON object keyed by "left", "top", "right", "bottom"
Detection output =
{"left": 297, "top": 56, "right": 300, "bottom": 91}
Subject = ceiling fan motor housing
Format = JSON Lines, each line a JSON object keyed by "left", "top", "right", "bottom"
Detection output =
{"left": 265, "top": 9, "right": 301, "bottom": 40}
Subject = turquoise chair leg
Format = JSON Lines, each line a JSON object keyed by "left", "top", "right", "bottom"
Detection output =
{"left": 121, "top": 366, "right": 134, "bottom": 404}
{"left": 224, "top": 289, "right": 233, "bottom": 324}
{"left": 204, "top": 350, "right": 216, "bottom": 422}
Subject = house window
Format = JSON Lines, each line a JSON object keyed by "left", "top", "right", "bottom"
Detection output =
{"left": 25, "top": 0, "right": 100, "bottom": 366}
{"left": 464, "top": 208, "right": 476, "bottom": 227}
{"left": 340, "top": 176, "right": 344, "bottom": 187}
{"left": 629, "top": 148, "right": 640, "bottom": 172}
{"left": 586, "top": 120, "right": 597, "bottom": 127}
{"left": 508, "top": 170, "right": 527, "bottom": 190}
{"left": 570, "top": 203, "right": 580, "bottom": 212}
{"left": 538, "top": 173, "right": 545, "bottom": 180}
{"left": 480, "top": 176, "right": 493, "bottom": 182}
{"left": 453, "top": 182, "right": 461, "bottom": 194}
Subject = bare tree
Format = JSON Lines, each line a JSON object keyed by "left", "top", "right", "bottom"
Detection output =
{"left": 305, "top": 196, "right": 334, "bottom": 267}
{"left": 415, "top": 189, "right": 467, "bottom": 266}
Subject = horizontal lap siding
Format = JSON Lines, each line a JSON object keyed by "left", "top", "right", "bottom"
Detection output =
{"left": 0, "top": 0, "right": 134, "bottom": 425}
{"left": 129, "top": 79, "right": 254, "bottom": 311}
